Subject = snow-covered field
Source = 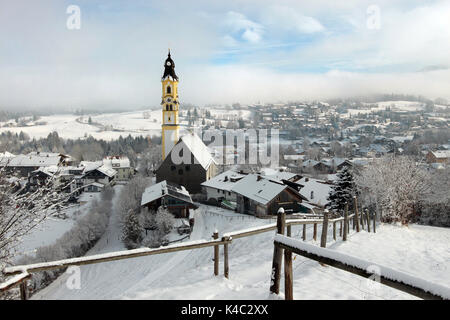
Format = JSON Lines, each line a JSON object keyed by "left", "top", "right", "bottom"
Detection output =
{"left": 344, "top": 101, "right": 426, "bottom": 117}
{"left": 31, "top": 204, "right": 450, "bottom": 300}
{"left": 0, "top": 108, "right": 254, "bottom": 141}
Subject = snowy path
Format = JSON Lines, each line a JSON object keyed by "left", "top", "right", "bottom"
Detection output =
{"left": 33, "top": 206, "right": 450, "bottom": 300}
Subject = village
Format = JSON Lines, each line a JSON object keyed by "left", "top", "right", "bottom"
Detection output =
{"left": 0, "top": 50, "right": 449, "bottom": 302}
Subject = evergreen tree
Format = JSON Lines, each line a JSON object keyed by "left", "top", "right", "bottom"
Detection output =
{"left": 122, "top": 210, "right": 144, "bottom": 249}
{"left": 327, "top": 167, "right": 356, "bottom": 213}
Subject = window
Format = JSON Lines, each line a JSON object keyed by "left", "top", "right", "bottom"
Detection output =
{"left": 169, "top": 104, "right": 173, "bottom": 111}
{"left": 171, "top": 165, "right": 176, "bottom": 171}
{"left": 167, "top": 86, "right": 171, "bottom": 94}
{"left": 178, "top": 169, "right": 183, "bottom": 175}
{"left": 185, "top": 165, "right": 190, "bottom": 171}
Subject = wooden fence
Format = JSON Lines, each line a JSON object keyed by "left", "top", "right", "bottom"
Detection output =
{"left": 1, "top": 197, "right": 373, "bottom": 300}
{"left": 270, "top": 207, "right": 448, "bottom": 300}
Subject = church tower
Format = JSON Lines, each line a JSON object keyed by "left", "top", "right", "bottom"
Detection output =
{"left": 161, "top": 50, "right": 180, "bottom": 160}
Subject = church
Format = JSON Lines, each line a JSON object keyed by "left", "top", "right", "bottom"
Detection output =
{"left": 155, "top": 51, "right": 217, "bottom": 194}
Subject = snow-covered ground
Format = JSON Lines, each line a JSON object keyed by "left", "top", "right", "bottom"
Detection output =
{"left": 32, "top": 204, "right": 450, "bottom": 300}
{"left": 14, "top": 192, "right": 102, "bottom": 260}
{"left": 0, "top": 108, "right": 254, "bottom": 141}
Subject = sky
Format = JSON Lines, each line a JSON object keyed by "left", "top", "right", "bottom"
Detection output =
{"left": 0, "top": 0, "right": 449, "bottom": 111}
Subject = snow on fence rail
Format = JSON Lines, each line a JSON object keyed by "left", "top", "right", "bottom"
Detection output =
{"left": 270, "top": 209, "right": 448, "bottom": 300}
{"left": 0, "top": 200, "right": 366, "bottom": 300}
{"left": 275, "top": 234, "right": 449, "bottom": 300}
{"left": 3, "top": 238, "right": 231, "bottom": 276}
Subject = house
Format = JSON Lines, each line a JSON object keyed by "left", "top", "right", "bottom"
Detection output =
{"left": 297, "top": 177, "right": 333, "bottom": 208}
{"left": 103, "top": 156, "right": 135, "bottom": 181}
{"left": 141, "top": 180, "right": 198, "bottom": 218}
{"left": 80, "top": 161, "right": 116, "bottom": 188}
{"left": 201, "top": 169, "right": 247, "bottom": 203}
{"left": 231, "top": 174, "right": 308, "bottom": 216}
{"left": 156, "top": 133, "right": 218, "bottom": 194}
{"left": 3, "top": 152, "right": 72, "bottom": 177}
{"left": 426, "top": 150, "right": 450, "bottom": 164}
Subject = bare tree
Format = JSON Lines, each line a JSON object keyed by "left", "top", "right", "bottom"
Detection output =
{"left": 355, "top": 156, "right": 431, "bottom": 224}
{"left": 0, "top": 166, "right": 74, "bottom": 296}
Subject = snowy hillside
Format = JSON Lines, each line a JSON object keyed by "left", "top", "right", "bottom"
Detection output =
{"left": 32, "top": 205, "right": 450, "bottom": 300}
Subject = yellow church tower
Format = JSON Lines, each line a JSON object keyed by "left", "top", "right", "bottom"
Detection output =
{"left": 161, "top": 50, "right": 180, "bottom": 160}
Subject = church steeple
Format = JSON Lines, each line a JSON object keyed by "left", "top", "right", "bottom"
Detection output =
{"left": 161, "top": 50, "right": 180, "bottom": 160}
{"left": 162, "top": 50, "right": 178, "bottom": 81}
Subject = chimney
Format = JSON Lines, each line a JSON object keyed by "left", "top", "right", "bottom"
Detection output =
{"left": 310, "top": 191, "right": 314, "bottom": 199}
{"left": 224, "top": 176, "right": 228, "bottom": 182}
{"left": 305, "top": 177, "right": 309, "bottom": 182}
{"left": 257, "top": 175, "right": 263, "bottom": 181}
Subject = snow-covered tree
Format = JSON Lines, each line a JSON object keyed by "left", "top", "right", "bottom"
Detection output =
{"left": 327, "top": 167, "right": 357, "bottom": 213}
{"left": 0, "top": 166, "right": 75, "bottom": 298}
{"left": 155, "top": 206, "right": 175, "bottom": 235}
{"left": 122, "top": 209, "right": 144, "bottom": 249}
{"left": 355, "top": 156, "right": 431, "bottom": 225}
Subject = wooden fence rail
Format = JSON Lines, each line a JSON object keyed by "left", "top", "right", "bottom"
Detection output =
{"left": 1, "top": 200, "right": 370, "bottom": 300}
{"left": 274, "top": 234, "right": 448, "bottom": 300}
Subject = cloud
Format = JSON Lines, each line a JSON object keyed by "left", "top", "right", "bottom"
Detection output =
{"left": 224, "top": 11, "right": 264, "bottom": 43}
{"left": 0, "top": 0, "right": 449, "bottom": 110}
{"left": 262, "top": 5, "right": 325, "bottom": 34}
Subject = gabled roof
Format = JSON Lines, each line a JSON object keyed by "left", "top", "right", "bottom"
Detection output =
{"left": 96, "top": 165, "right": 117, "bottom": 178}
{"left": 231, "top": 174, "right": 287, "bottom": 205}
{"left": 5, "top": 153, "right": 61, "bottom": 167}
{"left": 201, "top": 169, "right": 246, "bottom": 191}
{"left": 431, "top": 150, "right": 450, "bottom": 159}
{"left": 141, "top": 180, "right": 194, "bottom": 206}
{"left": 169, "top": 133, "right": 216, "bottom": 170}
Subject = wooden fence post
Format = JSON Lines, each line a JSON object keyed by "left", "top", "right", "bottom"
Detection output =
{"left": 20, "top": 280, "right": 28, "bottom": 300}
{"left": 343, "top": 203, "right": 348, "bottom": 241}
{"left": 373, "top": 211, "right": 376, "bottom": 233}
{"left": 302, "top": 224, "right": 306, "bottom": 241}
{"left": 320, "top": 210, "right": 329, "bottom": 248}
{"left": 223, "top": 236, "right": 229, "bottom": 279}
{"left": 354, "top": 196, "right": 360, "bottom": 232}
{"left": 270, "top": 208, "right": 285, "bottom": 295}
{"left": 313, "top": 223, "right": 317, "bottom": 241}
{"left": 333, "top": 221, "right": 336, "bottom": 241}
{"left": 284, "top": 246, "right": 293, "bottom": 300}
{"left": 366, "top": 209, "right": 371, "bottom": 233}
{"left": 213, "top": 231, "right": 219, "bottom": 276}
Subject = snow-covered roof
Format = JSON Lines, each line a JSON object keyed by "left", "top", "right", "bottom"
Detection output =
{"left": 80, "top": 161, "right": 103, "bottom": 172}
{"left": 283, "top": 154, "right": 305, "bottom": 161}
{"left": 231, "top": 174, "right": 287, "bottom": 205}
{"left": 174, "top": 133, "right": 216, "bottom": 170}
{"left": 298, "top": 177, "right": 332, "bottom": 207}
{"left": 103, "top": 156, "right": 131, "bottom": 168}
{"left": 302, "top": 159, "right": 319, "bottom": 167}
{"left": 96, "top": 165, "right": 117, "bottom": 178}
{"left": 261, "top": 169, "right": 299, "bottom": 182}
{"left": 5, "top": 153, "right": 61, "bottom": 167}
{"left": 201, "top": 170, "right": 246, "bottom": 191}
{"left": 141, "top": 180, "right": 193, "bottom": 206}
{"left": 431, "top": 150, "right": 450, "bottom": 159}
{"left": 0, "top": 151, "right": 15, "bottom": 158}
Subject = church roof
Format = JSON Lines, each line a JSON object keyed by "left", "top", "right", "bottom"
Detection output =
{"left": 177, "top": 133, "right": 216, "bottom": 170}
{"left": 162, "top": 51, "right": 178, "bottom": 81}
